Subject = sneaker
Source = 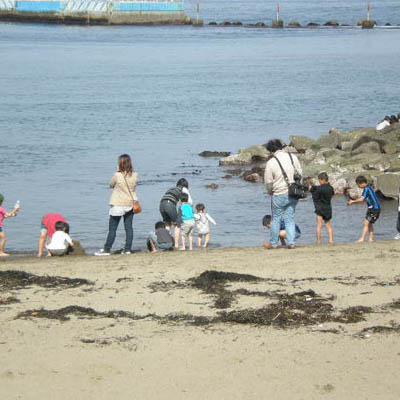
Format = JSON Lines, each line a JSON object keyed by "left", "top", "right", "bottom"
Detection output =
{"left": 394, "top": 233, "right": 400, "bottom": 240}
{"left": 121, "top": 250, "right": 132, "bottom": 255}
{"left": 94, "top": 249, "right": 110, "bottom": 256}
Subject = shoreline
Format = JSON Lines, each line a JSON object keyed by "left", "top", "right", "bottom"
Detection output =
{"left": 1, "top": 241, "right": 400, "bottom": 399}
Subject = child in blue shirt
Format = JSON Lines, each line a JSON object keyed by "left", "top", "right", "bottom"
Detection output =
{"left": 178, "top": 193, "right": 195, "bottom": 250}
{"left": 347, "top": 175, "right": 380, "bottom": 243}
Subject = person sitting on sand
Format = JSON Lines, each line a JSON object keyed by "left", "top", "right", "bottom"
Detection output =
{"left": 0, "top": 194, "right": 19, "bottom": 257}
{"left": 147, "top": 221, "right": 174, "bottom": 252}
{"left": 262, "top": 215, "right": 301, "bottom": 246}
{"left": 46, "top": 221, "right": 73, "bottom": 257}
{"left": 390, "top": 115, "right": 399, "bottom": 124}
{"left": 38, "top": 213, "right": 67, "bottom": 257}
{"left": 376, "top": 116, "right": 391, "bottom": 131}
{"left": 306, "top": 172, "right": 335, "bottom": 244}
{"left": 347, "top": 176, "right": 380, "bottom": 243}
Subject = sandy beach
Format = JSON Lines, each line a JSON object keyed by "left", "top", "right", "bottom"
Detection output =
{"left": 1, "top": 241, "right": 400, "bottom": 399}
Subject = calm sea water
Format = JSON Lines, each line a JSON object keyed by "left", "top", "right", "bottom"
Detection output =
{"left": 1, "top": 6, "right": 399, "bottom": 252}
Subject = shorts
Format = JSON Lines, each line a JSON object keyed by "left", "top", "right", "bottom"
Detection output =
{"left": 48, "top": 248, "right": 67, "bottom": 256}
{"left": 315, "top": 207, "right": 332, "bottom": 222}
{"left": 159, "top": 200, "right": 178, "bottom": 225}
{"left": 181, "top": 220, "right": 195, "bottom": 237}
{"left": 366, "top": 209, "right": 380, "bottom": 224}
{"left": 40, "top": 223, "right": 48, "bottom": 236}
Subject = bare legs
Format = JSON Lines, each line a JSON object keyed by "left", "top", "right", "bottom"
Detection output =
{"left": 197, "top": 233, "right": 210, "bottom": 248}
{"left": 0, "top": 232, "right": 9, "bottom": 256}
{"left": 358, "top": 219, "right": 374, "bottom": 243}
{"left": 316, "top": 216, "right": 334, "bottom": 244}
{"left": 180, "top": 234, "right": 193, "bottom": 251}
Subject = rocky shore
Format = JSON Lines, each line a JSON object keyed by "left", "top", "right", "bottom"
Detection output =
{"left": 213, "top": 123, "right": 400, "bottom": 200}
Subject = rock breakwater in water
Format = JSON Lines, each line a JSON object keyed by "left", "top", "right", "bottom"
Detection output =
{"left": 216, "top": 123, "right": 400, "bottom": 199}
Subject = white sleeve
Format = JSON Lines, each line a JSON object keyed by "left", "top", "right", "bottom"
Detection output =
{"left": 182, "top": 187, "right": 193, "bottom": 205}
{"left": 293, "top": 154, "right": 303, "bottom": 176}
{"left": 206, "top": 213, "right": 216, "bottom": 225}
{"left": 65, "top": 233, "right": 73, "bottom": 246}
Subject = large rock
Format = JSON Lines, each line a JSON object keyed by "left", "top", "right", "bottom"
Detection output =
{"left": 316, "top": 132, "right": 341, "bottom": 149}
{"left": 351, "top": 141, "right": 381, "bottom": 155}
{"left": 289, "top": 135, "right": 316, "bottom": 153}
{"left": 219, "top": 145, "right": 269, "bottom": 166}
{"left": 362, "top": 155, "right": 391, "bottom": 172}
{"left": 376, "top": 173, "right": 400, "bottom": 199}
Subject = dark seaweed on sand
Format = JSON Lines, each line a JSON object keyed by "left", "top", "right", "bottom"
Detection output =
{"left": 17, "top": 305, "right": 155, "bottom": 322}
{"left": 0, "top": 270, "right": 93, "bottom": 290}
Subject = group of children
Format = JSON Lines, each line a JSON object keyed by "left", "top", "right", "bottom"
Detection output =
{"left": 148, "top": 194, "right": 217, "bottom": 252}
{"left": 0, "top": 171, "right": 398, "bottom": 256}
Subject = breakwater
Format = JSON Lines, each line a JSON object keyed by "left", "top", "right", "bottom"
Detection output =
{"left": 0, "top": 0, "right": 193, "bottom": 25}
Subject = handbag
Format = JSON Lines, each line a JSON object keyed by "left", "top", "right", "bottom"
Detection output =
{"left": 123, "top": 174, "right": 142, "bottom": 214}
{"left": 273, "top": 153, "right": 308, "bottom": 199}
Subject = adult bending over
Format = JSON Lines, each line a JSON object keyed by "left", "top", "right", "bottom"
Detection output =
{"left": 263, "top": 139, "right": 302, "bottom": 249}
{"left": 159, "top": 178, "right": 192, "bottom": 248}
{"left": 95, "top": 154, "right": 138, "bottom": 256}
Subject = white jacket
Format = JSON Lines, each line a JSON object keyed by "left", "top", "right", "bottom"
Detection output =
{"left": 264, "top": 150, "right": 302, "bottom": 196}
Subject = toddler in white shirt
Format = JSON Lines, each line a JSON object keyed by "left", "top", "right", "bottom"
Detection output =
{"left": 47, "top": 221, "right": 73, "bottom": 256}
{"left": 194, "top": 203, "right": 216, "bottom": 248}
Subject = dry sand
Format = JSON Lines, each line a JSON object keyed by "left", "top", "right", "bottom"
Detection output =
{"left": 1, "top": 241, "right": 400, "bottom": 399}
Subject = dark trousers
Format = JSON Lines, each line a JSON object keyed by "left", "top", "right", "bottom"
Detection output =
{"left": 397, "top": 211, "right": 400, "bottom": 233}
{"left": 104, "top": 210, "right": 134, "bottom": 252}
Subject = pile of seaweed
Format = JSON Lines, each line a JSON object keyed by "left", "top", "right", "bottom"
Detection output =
{"left": 0, "top": 270, "right": 93, "bottom": 290}
{"left": 17, "top": 306, "right": 155, "bottom": 322}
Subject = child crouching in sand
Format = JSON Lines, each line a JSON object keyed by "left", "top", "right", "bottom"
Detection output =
{"left": 262, "top": 215, "right": 301, "bottom": 246}
{"left": 347, "top": 175, "right": 380, "bottom": 243}
{"left": 147, "top": 221, "right": 174, "bottom": 252}
{"left": 194, "top": 203, "right": 216, "bottom": 248}
{"left": 0, "top": 194, "right": 19, "bottom": 257}
{"left": 46, "top": 221, "right": 73, "bottom": 256}
{"left": 307, "top": 172, "right": 334, "bottom": 244}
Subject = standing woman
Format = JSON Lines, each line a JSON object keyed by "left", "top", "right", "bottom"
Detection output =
{"left": 95, "top": 154, "right": 138, "bottom": 256}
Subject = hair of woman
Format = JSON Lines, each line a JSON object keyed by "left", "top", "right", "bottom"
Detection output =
{"left": 118, "top": 154, "right": 133, "bottom": 175}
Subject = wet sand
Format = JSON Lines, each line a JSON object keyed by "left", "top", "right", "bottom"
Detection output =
{"left": 1, "top": 242, "right": 400, "bottom": 399}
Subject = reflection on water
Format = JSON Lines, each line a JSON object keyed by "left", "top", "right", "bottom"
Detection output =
{"left": 0, "top": 22, "right": 399, "bottom": 252}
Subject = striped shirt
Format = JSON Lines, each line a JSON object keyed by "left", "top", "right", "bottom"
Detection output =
{"left": 362, "top": 186, "right": 380, "bottom": 210}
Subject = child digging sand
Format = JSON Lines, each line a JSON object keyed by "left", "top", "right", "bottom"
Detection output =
{"left": 46, "top": 221, "right": 74, "bottom": 256}
{"left": 194, "top": 203, "right": 216, "bottom": 248}
{"left": 347, "top": 175, "right": 381, "bottom": 243}
{"left": 0, "top": 194, "right": 19, "bottom": 257}
{"left": 262, "top": 215, "right": 301, "bottom": 246}
{"left": 307, "top": 172, "right": 334, "bottom": 244}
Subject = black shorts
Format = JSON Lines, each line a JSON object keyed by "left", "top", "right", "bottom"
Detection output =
{"left": 366, "top": 209, "right": 380, "bottom": 224}
{"left": 159, "top": 200, "right": 178, "bottom": 225}
{"left": 316, "top": 210, "right": 332, "bottom": 222}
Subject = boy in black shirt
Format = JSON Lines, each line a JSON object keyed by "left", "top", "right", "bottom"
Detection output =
{"left": 307, "top": 172, "right": 334, "bottom": 244}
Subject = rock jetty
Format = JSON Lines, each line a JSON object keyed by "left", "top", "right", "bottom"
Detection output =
{"left": 217, "top": 124, "right": 400, "bottom": 199}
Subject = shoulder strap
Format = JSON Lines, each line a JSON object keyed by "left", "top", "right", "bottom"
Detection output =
{"left": 273, "top": 156, "right": 290, "bottom": 187}
{"left": 123, "top": 174, "right": 135, "bottom": 202}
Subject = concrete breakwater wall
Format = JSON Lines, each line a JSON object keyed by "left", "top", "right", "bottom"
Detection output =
{"left": 0, "top": 0, "right": 192, "bottom": 25}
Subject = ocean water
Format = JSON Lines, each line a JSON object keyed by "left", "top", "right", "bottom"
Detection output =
{"left": 0, "top": 13, "right": 399, "bottom": 253}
